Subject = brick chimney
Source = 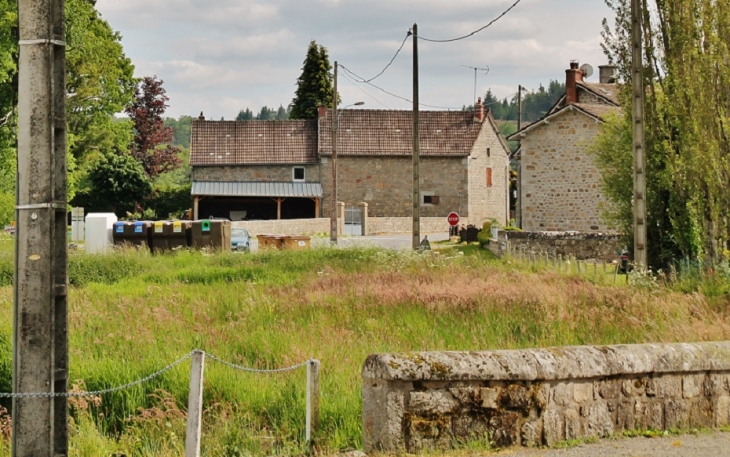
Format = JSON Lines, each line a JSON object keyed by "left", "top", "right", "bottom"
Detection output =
{"left": 565, "top": 61, "right": 584, "bottom": 105}
{"left": 317, "top": 105, "right": 327, "bottom": 118}
{"left": 474, "top": 97, "right": 485, "bottom": 123}
{"left": 198, "top": 111, "right": 205, "bottom": 121}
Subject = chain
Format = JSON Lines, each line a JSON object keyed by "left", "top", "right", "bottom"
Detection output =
{"left": 205, "top": 353, "right": 311, "bottom": 374}
{"left": 0, "top": 351, "right": 193, "bottom": 399}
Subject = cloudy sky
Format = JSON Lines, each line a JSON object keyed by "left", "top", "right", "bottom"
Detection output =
{"left": 94, "top": 0, "right": 615, "bottom": 120}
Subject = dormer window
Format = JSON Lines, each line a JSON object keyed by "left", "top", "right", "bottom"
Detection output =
{"left": 293, "top": 166, "right": 305, "bottom": 182}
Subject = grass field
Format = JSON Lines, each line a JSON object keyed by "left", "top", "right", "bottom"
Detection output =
{"left": 0, "top": 236, "right": 729, "bottom": 455}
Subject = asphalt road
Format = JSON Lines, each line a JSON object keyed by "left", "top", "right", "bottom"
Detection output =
{"left": 249, "top": 232, "right": 451, "bottom": 252}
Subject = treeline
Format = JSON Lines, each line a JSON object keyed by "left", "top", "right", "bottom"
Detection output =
{"left": 485, "top": 81, "right": 565, "bottom": 122}
{"left": 236, "top": 105, "right": 289, "bottom": 121}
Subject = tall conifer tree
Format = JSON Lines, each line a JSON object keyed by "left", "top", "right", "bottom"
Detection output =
{"left": 289, "top": 40, "right": 335, "bottom": 120}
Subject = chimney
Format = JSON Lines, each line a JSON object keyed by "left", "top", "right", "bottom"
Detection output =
{"left": 317, "top": 105, "right": 327, "bottom": 118}
{"left": 198, "top": 111, "right": 205, "bottom": 121}
{"left": 565, "top": 60, "right": 584, "bottom": 104}
{"left": 598, "top": 64, "right": 618, "bottom": 84}
{"left": 474, "top": 97, "right": 485, "bottom": 122}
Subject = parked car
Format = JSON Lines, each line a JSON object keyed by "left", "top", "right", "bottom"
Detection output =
{"left": 231, "top": 227, "right": 250, "bottom": 252}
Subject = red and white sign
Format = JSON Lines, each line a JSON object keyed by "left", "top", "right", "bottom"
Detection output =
{"left": 447, "top": 212, "right": 460, "bottom": 226}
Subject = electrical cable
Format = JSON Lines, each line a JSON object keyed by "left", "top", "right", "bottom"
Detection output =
{"left": 358, "top": 32, "right": 412, "bottom": 83}
{"left": 340, "top": 70, "right": 391, "bottom": 109}
{"left": 419, "top": 0, "right": 523, "bottom": 43}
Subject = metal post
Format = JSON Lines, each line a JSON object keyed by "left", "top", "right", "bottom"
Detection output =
{"left": 331, "top": 63, "right": 338, "bottom": 245}
{"left": 14, "top": 0, "right": 68, "bottom": 454}
{"left": 412, "top": 23, "right": 420, "bottom": 250}
{"left": 305, "top": 359, "right": 321, "bottom": 443}
{"left": 632, "top": 0, "right": 647, "bottom": 269}
{"left": 185, "top": 350, "right": 205, "bottom": 457}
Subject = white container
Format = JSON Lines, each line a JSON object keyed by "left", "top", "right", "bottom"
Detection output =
{"left": 85, "top": 213, "right": 117, "bottom": 253}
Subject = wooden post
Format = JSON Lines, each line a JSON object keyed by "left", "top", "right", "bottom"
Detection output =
{"left": 185, "top": 350, "right": 205, "bottom": 457}
{"left": 306, "top": 359, "right": 321, "bottom": 443}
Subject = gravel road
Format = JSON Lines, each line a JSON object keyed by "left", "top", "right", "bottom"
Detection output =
{"left": 495, "top": 432, "right": 730, "bottom": 457}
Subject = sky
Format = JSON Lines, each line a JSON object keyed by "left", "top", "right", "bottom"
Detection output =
{"left": 94, "top": 0, "right": 616, "bottom": 120}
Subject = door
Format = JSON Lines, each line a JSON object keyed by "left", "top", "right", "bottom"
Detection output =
{"left": 344, "top": 206, "right": 363, "bottom": 236}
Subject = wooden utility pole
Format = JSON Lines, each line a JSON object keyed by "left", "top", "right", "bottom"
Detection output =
{"left": 631, "top": 0, "right": 647, "bottom": 268}
{"left": 331, "top": 62, "right": 338, "bottom": 244}
{"left": 515, "top": 85, "right": 523, "bottom": 228}
{"left": 14, "top": 0, "right": 69, "bottom": 454}
{"left": 412, "top": 23, "right": 420, "bottom": 250}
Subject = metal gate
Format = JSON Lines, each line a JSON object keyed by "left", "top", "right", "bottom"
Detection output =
{"left": 344, "top": 206, "right": 363, "bottom": 236}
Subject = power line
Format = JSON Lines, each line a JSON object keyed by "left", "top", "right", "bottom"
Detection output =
{"left": 339, "top": 64, "right": 461, "bottom": 110}
{"left": 358, "top": 32, "right": 412, "bottom": 83}
{"left": 419, "top": 0, "right": 523, "bottom": 43}
{"left": 339, "top": 70, "right": 391, "bottom": 108}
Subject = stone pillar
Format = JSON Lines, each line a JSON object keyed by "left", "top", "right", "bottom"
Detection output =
{"left": 358, "top": 202, "right": 369, "bottom": 235}
{"left": 337, "top": 202, "right": 345, "bottom": 236}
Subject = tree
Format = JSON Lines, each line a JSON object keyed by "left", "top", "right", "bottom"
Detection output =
{"left": 125, "top": 76, "right": 182, "bottom": 179}
{"left": 599, "top": 0, "right": 730, "bottom": 265}
{"left": 87, "top": 151, "right": 152, "bottom": 215}
{"left": 236, "top": 108, "right": 254, "bottom": 121}
{"left": 256, "top": 105, "right": 275, "bottom": 120}
{"left": 275, "top": 104, "right": 289, "bottom": 120}
{"left": 289, "top": 40, "right": 335, "bottom": 120}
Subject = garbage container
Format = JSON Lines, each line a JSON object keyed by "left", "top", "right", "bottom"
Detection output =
{"left": 114, "top": 221, "right": 152, "bottom": 248}
{"left": 191, "top": 219, "right": 231, "bottom": 250}
{"left": 112, "top": 221, "right": 130, "bottom": 246}
{"left": 150, "top": 221, "right": 169, "bottom": 252}
{"left": 168, "top": 220, "right": 192, "bottom": 249}
{"left": 281, "top": 236, "right": 311, "bottom": 250}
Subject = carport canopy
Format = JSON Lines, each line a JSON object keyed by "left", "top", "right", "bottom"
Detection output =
{"left": 192, "top": 181, "right": 322, "bottom": 198}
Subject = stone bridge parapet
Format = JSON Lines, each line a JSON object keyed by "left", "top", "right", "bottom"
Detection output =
{"left": 362, "top": 341, "right": 730, "bottom": 453}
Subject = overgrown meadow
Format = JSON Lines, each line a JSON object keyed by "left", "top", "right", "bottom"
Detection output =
{"left": 0, "top": 236, "right": 728, "bottom": 455}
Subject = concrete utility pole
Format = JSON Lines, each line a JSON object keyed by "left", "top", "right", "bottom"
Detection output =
{"left": 412, "top": 23, "right": 420, "bottom": 250}
{"left": 14, "top": 0, "right": 69, "bottom": 454}
{"left": 516, "top": 85, "right": 523, "bottom": 228}
{"left": 331, "top": 62, "right": 338, "bottom": 244}
{"left": 631, "top": 0, "right": 647, "bottom": 268}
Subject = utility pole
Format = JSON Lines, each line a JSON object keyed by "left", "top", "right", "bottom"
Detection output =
{"left": 331, "top": 62, "right": 338, "bottom": 245}
{"left": 412, "top": 23, "right": 420, "bottom": 250}
{"left": 631, "top": 0, "right": 647, "bottom": 268}
{"left": 15, "top": 0, "right": 69, "bottom": 454}
{"left": 515, "top": 85, "right": 523, "bottom": 228}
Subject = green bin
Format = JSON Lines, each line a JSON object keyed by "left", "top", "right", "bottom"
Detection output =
{"left": 191, "top": 219, "right": 231, "bottom": 250}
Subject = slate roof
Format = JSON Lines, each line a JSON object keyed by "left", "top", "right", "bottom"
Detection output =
{"left": 318, "top": 109, "right": 483, "bottom": 157}
{"left": 190, "top": 120, "right": 318, "bottom": 166}
{"left": 573, "top": 103, "right": 621, "bottom": 120}
{"left": 577, "top": 82, "right": 620, "bottom": 105}
{"left": 507, "top": 103, "right": 622, "bottom": 140}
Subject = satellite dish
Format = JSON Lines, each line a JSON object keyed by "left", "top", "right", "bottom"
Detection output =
{"left": 580, "top": 63, "right": 594, "bottom": 79}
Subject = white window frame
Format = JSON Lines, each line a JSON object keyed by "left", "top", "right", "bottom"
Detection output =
{"left": 292, "top": 166, "right": 305, "bottom": 182}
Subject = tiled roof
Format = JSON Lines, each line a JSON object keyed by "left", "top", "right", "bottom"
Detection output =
{"left": 573, "top": 103, "right": 622, "bottom": 120}
{"left": 191, "top": 181, "right": 322, "bottom": 197}
{"left": 577, "top": 82, "right": 620, "bottom": 105}
{"left": 190, "top": 120, "right": 318, "bottom": 166}
{"left": 318, "top": 109, "right": 483, "bottom": 156}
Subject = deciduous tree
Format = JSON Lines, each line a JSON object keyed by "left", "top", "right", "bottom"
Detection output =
{"left": 125, "top": 76, "right": 182, "bottom": 179}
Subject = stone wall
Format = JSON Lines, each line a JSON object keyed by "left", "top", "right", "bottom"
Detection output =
{"left": 231, "top": 219, "right": 329, "bottom": 237}
{"left": 362, "top": 341, "right": 730, "bottom": 454}
{"left": 193, "top": 164, "right": 321, "bottom": 183}
{"left": 320, "top": 156, "right": 469, "bottom": 219}
{"left": 492, "top": 231, "right": 622, "bottom": 261}
{"left": 520, "top": 108, "right": 610, "bottom": 233}
{"left": 366, "top": 217, "right": 458, "bottom": 236}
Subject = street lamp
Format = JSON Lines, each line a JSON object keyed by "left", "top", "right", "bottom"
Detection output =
{"left": 331, "top": 101, "right": 365, "bottom": 244}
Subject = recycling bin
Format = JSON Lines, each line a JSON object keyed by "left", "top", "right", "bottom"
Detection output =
{"left": 191, "top": 219, "right": 231, "bottom": 250}
{"left": 167, "top": 220, "right": 192, "bottom": 249}
{"left": 113, "top": 221, "right": 152, "bottom": 248}
{"left": 112, "top": 221, "right": 131, "bottom": 246}
{"left": 150, "top": 221, "right": 169, "bottom": 252}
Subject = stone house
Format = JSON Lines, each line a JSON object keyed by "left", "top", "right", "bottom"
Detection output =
{"left": 509, "top": 62, "right": 621, "bottom": 232}
{"left": 190, "top": 101, "right": 511, "bottom": 230}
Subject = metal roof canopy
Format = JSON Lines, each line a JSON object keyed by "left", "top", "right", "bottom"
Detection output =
{"left": 192, "top": 181, "right": 322, "bottom": 198}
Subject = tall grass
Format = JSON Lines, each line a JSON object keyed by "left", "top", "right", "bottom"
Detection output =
{"left": 0, "top": 238, "right": 728, "bottom": 455}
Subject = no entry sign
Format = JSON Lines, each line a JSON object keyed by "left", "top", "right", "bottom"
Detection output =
{"left": 447, "top": 212, "right": 460, "bottom": 226}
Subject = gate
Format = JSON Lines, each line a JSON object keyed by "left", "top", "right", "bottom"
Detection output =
{"left": 344, "top": 206, "right": 363, "bottom": 236}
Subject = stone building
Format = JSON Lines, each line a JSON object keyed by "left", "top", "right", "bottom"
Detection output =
{"left": 190, "top": 101, "right": 510, "bottom": 228}
{"left": 509, "top": 62, "right": 621, "bottom": 232}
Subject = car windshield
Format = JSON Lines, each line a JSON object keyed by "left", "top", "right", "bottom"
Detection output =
{"left": 231, "top": 228, "right": 249, "bottom": 238}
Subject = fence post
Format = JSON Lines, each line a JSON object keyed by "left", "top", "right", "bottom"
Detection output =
{"left": 306, "top": 359, "right": 321, "bottom": 443}
{"left": 186, "top": 350, "right": 205, "bottom": 457}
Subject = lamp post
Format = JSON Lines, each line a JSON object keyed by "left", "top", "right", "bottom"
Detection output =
{"left": 331, "top": 101, "right": 364, "bottom": 244}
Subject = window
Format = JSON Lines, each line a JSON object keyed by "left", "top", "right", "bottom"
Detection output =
{"left": 292, "top": 167, "right": 305, "bottom": 182}
{"left": 487, "top": 147, "right": 491, "bottom": 157}
{"left": 486, "top": 168, "right": 493, "bottom": 187}
{"left": 422, "top": 194, "right": 439, "bottom": 205}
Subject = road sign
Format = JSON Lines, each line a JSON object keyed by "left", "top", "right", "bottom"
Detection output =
{"left": 447, "top": 212, "right": 460, "bottom": 226}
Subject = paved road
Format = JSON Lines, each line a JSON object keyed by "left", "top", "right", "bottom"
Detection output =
{"left": 495, "top": 432, "right": 730, "bottom": 457}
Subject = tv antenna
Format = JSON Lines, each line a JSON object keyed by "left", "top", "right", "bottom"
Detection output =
{"left": 461, "top": 65, "right": 489, "bottom": 106}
